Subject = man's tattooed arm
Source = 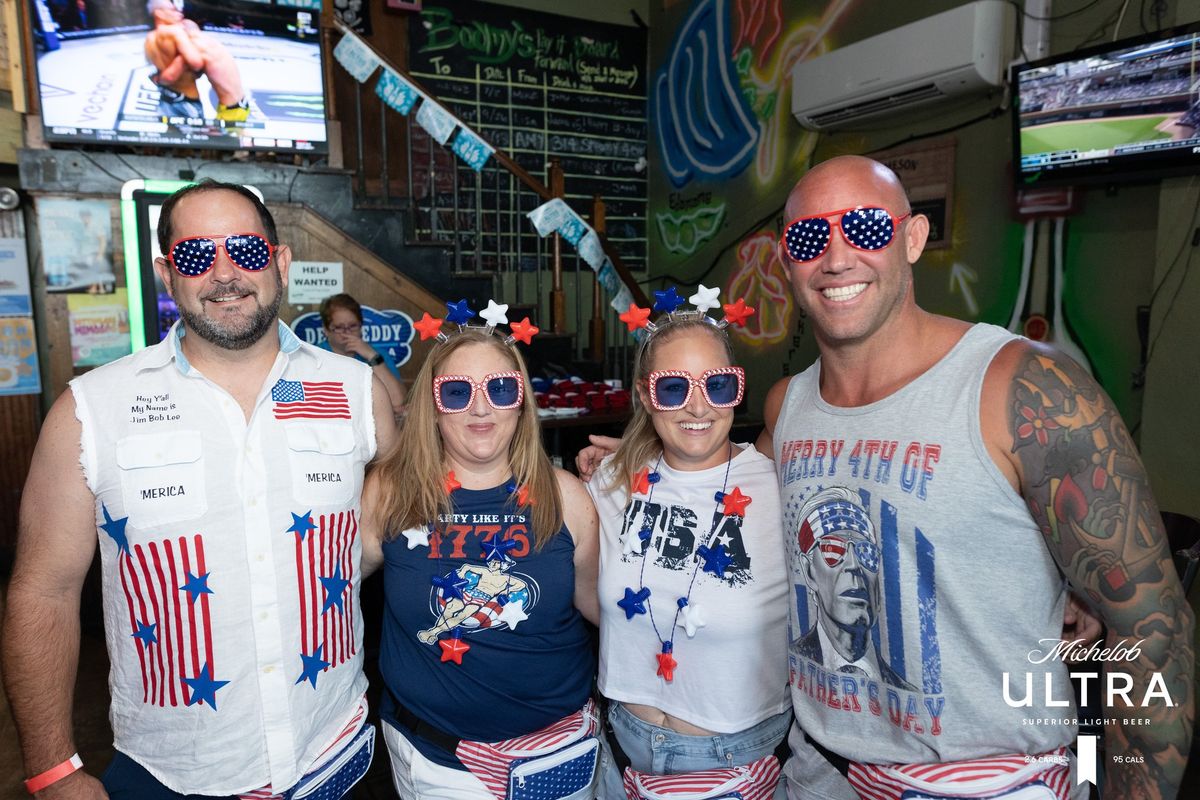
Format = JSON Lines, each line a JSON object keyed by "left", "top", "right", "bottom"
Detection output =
{"left": 1007, "top": 344, "right": 1193, "bottom": 799}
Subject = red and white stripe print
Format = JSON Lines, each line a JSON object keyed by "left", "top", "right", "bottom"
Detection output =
{"left": 295, "top": 510, "right": 358, "bottom": 670}
{"left": 847, "top": 747, "right": 1073, "bottom": 800}
{"left": 118, "top": 534, "right": 214, "bottom": 707}
{"left": 456, "top": 700, "right": 599, "bottom": 799}
{"left": 622, "top": 753, "right": 781, "bottom": 800}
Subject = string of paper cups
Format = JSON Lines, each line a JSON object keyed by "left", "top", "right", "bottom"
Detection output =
{"left": 615, "top": 285, "right": 756, "bottom": 682}
{"left": 405, "top": 298, "right": 540, "bottom": 665}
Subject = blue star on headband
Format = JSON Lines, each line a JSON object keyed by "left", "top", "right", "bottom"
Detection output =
{"left": 445, "top": 299, "right": 476, "bottom": 326}
{"left": 653, "top": 287, "right": 686, "bottom": 313}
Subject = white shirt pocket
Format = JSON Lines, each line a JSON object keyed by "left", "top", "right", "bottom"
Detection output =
{"left": 284, "top": 424, "right": 358, "bottom": 507}
{"left": 116, "top": 431, "right": 208, "bottom": 528}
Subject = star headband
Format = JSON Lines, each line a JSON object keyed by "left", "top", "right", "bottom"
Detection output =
{"left": 618, "top": 284, "right": 755, "bottom": 335}
{"left": 413, "top": 298, "right": 540, "bottom": 346}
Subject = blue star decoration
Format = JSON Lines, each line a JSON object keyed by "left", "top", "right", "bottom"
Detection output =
{"left": 320, "top": 565, "right": 350, "bottom": 615}
{"left": 653, "top": 286, "right": 685, "bottom": 313}
{"left": 287, "top": 510, "right": 317, "bottom": 540}
{"left": 295, "top": 644, "right": 330, "bottom": 688}
{"left": 445, "top": 298, "right": 476, "bottom": 325}
{"left": 180, "top": 571, "right": 214, "bottom": 604}
{"left": 432, "top": 570, "right": 469, "bottom": 601}
{"left": 617, "top": 586, "right": 652, "bottom": 619}
{"left": 131, "top": 620, "right": 157, "bottom": 647}
{"left": 182, "top": 661, "right": 229, "bottom": 710}
{"left": 696, "top": 544, "right": 733, "bottom": 579}
{"left": 99, "top": 504, "right": 130, "bottom": 557}
{"left": 481, "top": 534, "right": 519, "bottom": 562}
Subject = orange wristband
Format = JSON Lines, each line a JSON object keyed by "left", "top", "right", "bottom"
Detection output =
{"left": 24, "top": 753, "right": 82, "bottom": 794}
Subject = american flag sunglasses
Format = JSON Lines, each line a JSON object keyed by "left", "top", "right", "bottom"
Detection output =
{"left": 168, "top": 233, "right": 276, "bottom": 277}
{"left": 434, "top": 371, "right": 524, "bottom": 413}
{"left": 780, "top": 207, "right": 911, "bottom": 264}
{"left": 817, "top": 535, "right": 880, "bottom": 572}
{"left": 647, "top": 367, "right": 745, "bottom": 411}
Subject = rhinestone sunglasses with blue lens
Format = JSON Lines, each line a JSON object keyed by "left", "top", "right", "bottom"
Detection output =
{"left": 780, "top": 206, "right": 911, "bottom": 264}
{"left": 647, "top": 367, "right": 745, "bottom": 411}
{"left": 433, "top": 371, "right": 524, "bottom": 413}
{"left": 168, "top": 233, "right": 276, "bottom": 277}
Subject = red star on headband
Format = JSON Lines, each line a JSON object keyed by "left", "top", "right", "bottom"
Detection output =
{"left": 722, "top": 299, "right": 756, "bottom": 327}
{"left": 656, "top": 650, "right": 677, "bottom": 682}
{"left": 509, "top": 317, "right": 539, "bottom": 345}
{"left": 414, "top": 312, "right": 445, "bottom": 341}
{"left": 631, "top": 467, "right": 652, "bottom": 496}
{"left": 619, "top": 304, "right": 652, "bottom": 332}
{"left": 438, "top": 637, "right": 470, "bottom": 665}
{"left": 721, "top": 486, "right": 752, "bottom": 516}
{"left": 444, "top": 471, "right": 462, "bottom": 493}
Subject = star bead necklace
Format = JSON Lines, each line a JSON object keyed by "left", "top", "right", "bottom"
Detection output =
{"left": 618, "top": 443, "right": 750, "bottom": 682}
{"left": 426, "top": 473, "right": 532, "bottom": 665}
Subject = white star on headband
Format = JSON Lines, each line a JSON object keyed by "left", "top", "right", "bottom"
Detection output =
{"left": 479, "top": 299, "right": 510, "bottom": 328}
{"left": 689, "top": 284, "right": 721, "bottom": 314}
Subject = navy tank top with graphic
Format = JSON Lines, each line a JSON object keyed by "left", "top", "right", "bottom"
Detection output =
{"left": 378, "top": 482, "right": 593, "bottom": 769}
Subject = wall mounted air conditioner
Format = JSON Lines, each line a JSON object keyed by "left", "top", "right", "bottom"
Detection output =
{"left": 791, "top": 0, "right": 1015, "bottom": 131}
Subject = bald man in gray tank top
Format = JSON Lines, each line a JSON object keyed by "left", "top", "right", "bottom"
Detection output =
{"left": 762, "top": 156, "right": 1193, "bottom": 799}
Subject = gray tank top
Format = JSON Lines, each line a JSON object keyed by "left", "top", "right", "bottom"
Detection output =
{"left": 775, "top": 323, "right": 1076, "bottom": 765}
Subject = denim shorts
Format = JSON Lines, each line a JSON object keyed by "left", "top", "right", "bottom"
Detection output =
{"left": 597, "top": 702, "right": 791, "bottom": 800}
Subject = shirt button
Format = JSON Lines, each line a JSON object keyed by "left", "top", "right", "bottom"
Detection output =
{"left": 256, "top": 553, "right": 265, "bottom": 562}
{"left": 264, "top": 665, "right": 274, "bottom": 674}
{"left": 260, "top": 611, "right": 269, "bottom": 621}
{"left": 249, "top": 497, "right": 257, "bottom": 507}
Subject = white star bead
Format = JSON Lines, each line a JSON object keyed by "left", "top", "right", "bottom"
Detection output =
{"left": 400, "top": 526, "right": 430, "bottom": 550}
{"left": 689, "top": 284, "right": 721, "bottom": 314}
{"left": 479, "top": 299, "right": 510, "bottom": 328}
{"left": 677, "top": 603, "right": 706, "bottom": 638}
{"left": 497, "top": 599, "right": 529, "bottom": 630}
{"left": 622, "top": 529, "right": 642, "bottom": 556}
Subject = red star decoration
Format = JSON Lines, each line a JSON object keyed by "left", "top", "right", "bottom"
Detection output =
{"left": 439, "top": 636, "right": 470, "bottom": 665}
{"left": 631, "top": 467, "right": 652, "bottom": 496}
{"left": 619, "top": 304, "right": 652, "bottom": 332}
{"left": 516, "top": 484, "right": 532, "bottom": 507}
{"left": 722, "top": 298, "right": 756, "bottom": 327}
{"left": 721, "top": 486, "right": 752, "bottom": 516}
{"left": 414, "top": 312, "right": 445, "bottom": 341}
{"left": 656, "top": 651, "right": 677, "bottom": 682}
{"left": 508, "top": 317, "right": 539, "bottom": 345}
{"left": 444, "top": 471, "right": 462, "bottom": 493}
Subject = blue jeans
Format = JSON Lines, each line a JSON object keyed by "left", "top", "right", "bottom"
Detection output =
{"left": 597, "top": 703, "right": 791, "bottom": 800}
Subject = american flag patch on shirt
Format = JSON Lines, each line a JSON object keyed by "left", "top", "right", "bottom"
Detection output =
{"left": 271, "top": 379, "right": 351, "bottom": 420}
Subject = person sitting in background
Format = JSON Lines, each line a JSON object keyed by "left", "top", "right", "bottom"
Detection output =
{"left": 361, "top": 304, "right": 602, "bottom": 800}
{"left": 321, "top": 293, "right": 407, "bottom": 417}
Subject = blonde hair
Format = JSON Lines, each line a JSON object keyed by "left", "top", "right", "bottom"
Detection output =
{"left": 370, "top": 331, "right": 563, "bottom": 549}
{"left": 605, "top": 318, "right": 737, "bottom": 492}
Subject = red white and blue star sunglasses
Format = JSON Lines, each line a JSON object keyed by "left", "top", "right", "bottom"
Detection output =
{"left": 167, "top": 233, "right": 276, "bottom": 277}
{"left": 780, "top": 207, "right": 911, "bottom": 264}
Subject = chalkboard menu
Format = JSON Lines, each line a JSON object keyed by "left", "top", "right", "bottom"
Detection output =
{"left": 408, "top": 0, "right": 648, "bottom": 271}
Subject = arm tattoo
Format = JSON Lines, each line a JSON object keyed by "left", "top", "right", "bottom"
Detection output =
{"left": 1010, "top": 349, "right": 1194, "bottom": 799}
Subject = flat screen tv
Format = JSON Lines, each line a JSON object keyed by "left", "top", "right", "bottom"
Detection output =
{"left": 1012, "top": 22, "right": 1200, "bottom": 188}
{"left": 29, "top": 0, "right": 327, "bottom": 153}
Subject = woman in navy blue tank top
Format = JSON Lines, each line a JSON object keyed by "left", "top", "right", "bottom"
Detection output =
{"left": 361, "top": 325, "right": 601, "bottom": 800}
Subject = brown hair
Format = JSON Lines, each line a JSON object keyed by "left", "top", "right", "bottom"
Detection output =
{"left": 320, "top": 294, "right": 363, "bottom": 327}
{"left": 156, "top": 180, "right": 278, "bottom": 253}
{"left": 370, "top": 331, "right": 564, "bottom": 548}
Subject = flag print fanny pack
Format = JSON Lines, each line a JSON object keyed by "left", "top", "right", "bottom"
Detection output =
{"left": 621, "top": 754, "right": 782, "bottom": 800}
{"left": 846, "top": 747, "right": 1072, "bottom": 800}
{"left": 455, "top": 699, "right": 601, "bottom": 800}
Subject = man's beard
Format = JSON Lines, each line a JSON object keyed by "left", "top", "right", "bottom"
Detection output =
{"left": 175, "top": 271, "right": 282, "bottom": 351}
